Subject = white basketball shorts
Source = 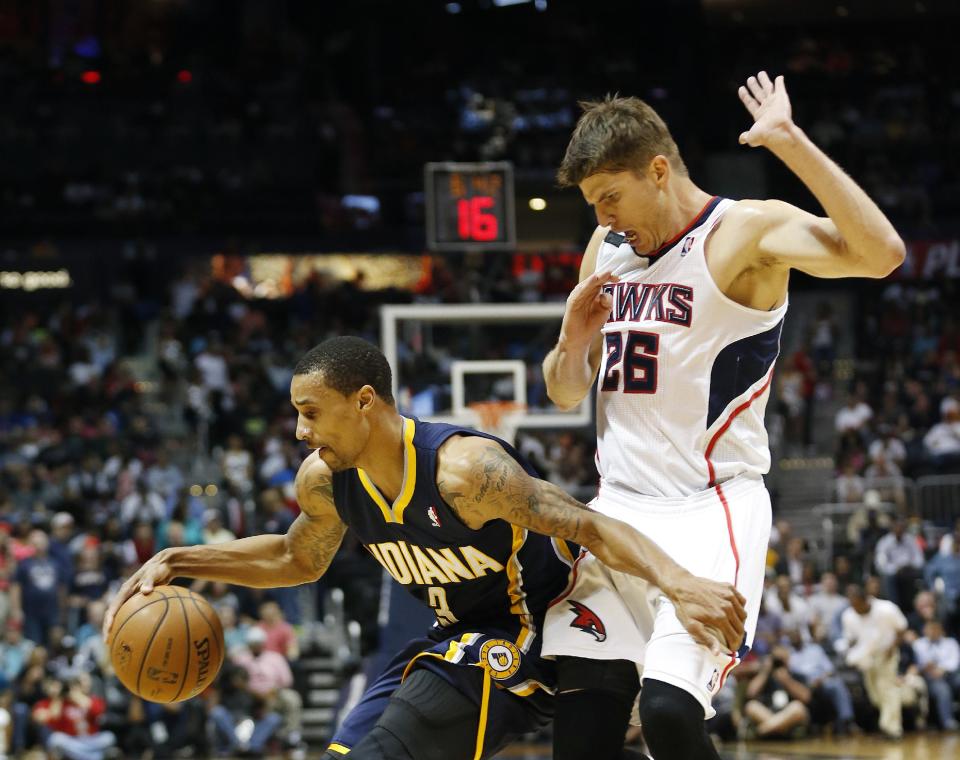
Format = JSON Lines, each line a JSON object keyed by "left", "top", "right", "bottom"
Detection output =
{"left": 541, "top": 474, "right": 771, "bottom": 718}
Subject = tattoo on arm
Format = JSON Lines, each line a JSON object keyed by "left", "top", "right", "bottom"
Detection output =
{"left": 287, "top": 512, "right": 346, "bottom": 577}
{"left": 438, "top": 442, "right": 596, "bottom": 545}
{"left": 290, "top": 463, "right": 346, "bottom": 577}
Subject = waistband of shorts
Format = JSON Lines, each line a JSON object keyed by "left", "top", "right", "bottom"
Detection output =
{"left": 594, "top": 474, "right": 764, "bottom": 513}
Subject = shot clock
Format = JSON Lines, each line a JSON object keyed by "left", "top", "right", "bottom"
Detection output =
{"left": 425, "top": 162, "right": 516, "bottom": 251}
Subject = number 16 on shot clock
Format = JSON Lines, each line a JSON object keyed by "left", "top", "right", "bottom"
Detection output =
{"left": 425, "top": 161, "right": 516, "bottom": 251}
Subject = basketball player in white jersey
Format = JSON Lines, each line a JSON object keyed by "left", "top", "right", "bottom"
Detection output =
{"left": 540, "top": 72, "right": 905, "bottom": 760}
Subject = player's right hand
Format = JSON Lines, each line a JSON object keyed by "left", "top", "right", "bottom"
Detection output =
{"left": 559, "top": 269, "right": 618, "bottom": 347}
{"left": 669, "top": 574, "right": 748, "bottom": 657}
{"left": 102, "top": 550, "right": 176, "bottom": 642}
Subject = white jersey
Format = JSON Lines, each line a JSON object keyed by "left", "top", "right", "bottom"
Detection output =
{"left": 594, "top": 196, "right": 787, "bottom": 498}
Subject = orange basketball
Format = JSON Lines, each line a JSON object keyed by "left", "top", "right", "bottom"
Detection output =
{"left": 108, "top": 585, "right": 225, "bottom": 703}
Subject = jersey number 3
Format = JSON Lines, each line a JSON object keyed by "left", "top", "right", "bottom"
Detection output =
{"left": 601, "top": 331, "right": 659, "bottom": 393}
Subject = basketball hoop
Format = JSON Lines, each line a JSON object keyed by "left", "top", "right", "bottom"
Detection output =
{"left": 467, "top": 400, "right": 526, "bottom": 445}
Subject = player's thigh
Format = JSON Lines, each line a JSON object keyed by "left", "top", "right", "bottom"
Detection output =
{"left": 542, "top": 551, "right": 655, "bottom": 662}
{"left": 641, "top": 482, "right": 771, "bottom": 717}
{"left": 347, "top": 665, "right": 546, "bottom": 760}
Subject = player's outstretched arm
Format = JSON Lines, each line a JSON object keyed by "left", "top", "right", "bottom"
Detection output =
{"left": 103, "top": 454, "right": 346, "bottom": 639}
{"left": 543, "top": 226, "right": 612, "bottom": 410}
{"left": 733, "top": 70, "right": 904, "bottom": 279}
{"left": 436, "top": 436, "right": 747, "bottom": 654}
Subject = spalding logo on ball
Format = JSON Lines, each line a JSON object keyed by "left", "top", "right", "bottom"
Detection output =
{"left": 108, "top": 585, "right": 225, "bottom": 703}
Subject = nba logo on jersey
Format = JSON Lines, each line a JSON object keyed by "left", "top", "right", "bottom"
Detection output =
{"left": 681, "top": 236, "right": 695, "bottom": 255}
{"left": 427, "top": 506, "right": 441, "bottom": 528}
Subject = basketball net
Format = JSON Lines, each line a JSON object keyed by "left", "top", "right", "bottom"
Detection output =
{"left": 467, "top": 401, "right": 525, "bottom": 445}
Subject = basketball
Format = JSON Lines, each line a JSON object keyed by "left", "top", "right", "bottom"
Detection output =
{"left": 108, "top": 585, "right": 225, "bottom": 703}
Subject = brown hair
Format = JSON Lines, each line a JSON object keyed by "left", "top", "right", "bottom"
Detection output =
{"left": 557, "top": 95, "right": 687, "bottom": 187}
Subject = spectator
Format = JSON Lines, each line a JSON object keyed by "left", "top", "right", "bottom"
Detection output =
{"left": 875, "top": 517, "right": 924, "bottom": 610}
{"left": 220, "top": 605, "right": 250, "bottom": 656}
{"left": 156, "top": 500, "right": 204, "bottom": 550}
{"left": 785, "top": 626, "right": 856, "bottom": 734}
{"left": 0, "top": 620, "right": 33, "bottom": 685}
{"left": 939, "top": 519, "right": 960, "bottom": 555}
{"left": 912, "top": 620, "right": 960, "bottom": 730}
{"left": 925, "top": 535, "right": 960, "bottom": 633}
{"left": 834, "top": 460, "right": 866, "bottom": 504}
{"left": 75, "top": 602, "right": 108, "bottom": 673}
{"left": 48, "top": 513, "right": 77, "bottom": 582}
{"left": 232, "top": 627, "right": 302, "bottom": 749}
{"left": 202, "top": 510, "right": 236, "bottom": 546}
{"left": 11, "top": 531, "right": 67, "bottom": 646}
{"left": 144, "top": 448, "right": 184, "bottom": 502}
{"left": 257, "top": 488, "right": 294, "bottom": 536}
{"left": 906, "top": 590, "right": 940, "bottom": 643}
{"left": 868, "top": 424, "right": 907, "bottom": 469}
{"left": 68, "top": 547, "right": 108, "bottom": 629}
{"left": 210, "top": 666, "right": 283, "bottom": 757}
{"left": 775, "top": 537, "right": 808, "bottom": 586}
{"left": 30, "top": 673, "right": 117, "bottom": 760}
{"left": 12, "top": 647, "right": 49, "bottom": 755}
{"left": 221, "top": 434, "right": 253, "bottom": 495}
{"left": 923, "top": 398, "right": 960, "bottom": 470}
{"left": 764, "top": 575, "right": 813, "bottom": 637}
{"left": 118, "top": 479, "right": 166, "bottom": 529}
{"left": 837, "top": 584, "right": 908, "bottom": 739}
{"left": 258, "top": 601, "right": 299, "bottom": 661}
{"left": 743, "top": 644, "right": 811, "bottom": 739}
{"left": 807, "top": 572, "right": 848, "bottom": 643}
{"left": 835, "top": 391, "right": 873, "bottom": 435}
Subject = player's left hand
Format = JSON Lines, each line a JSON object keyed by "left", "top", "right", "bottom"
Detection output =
{"left": 737, "top": 71, "right": 794, "bottom": 149}
{"left": 668, "top": 572, "right": 747, "bottom": 656}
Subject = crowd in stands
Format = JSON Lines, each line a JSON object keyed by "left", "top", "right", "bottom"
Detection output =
{"left": 703, "top": 515, "right": 960, "bottom": 744}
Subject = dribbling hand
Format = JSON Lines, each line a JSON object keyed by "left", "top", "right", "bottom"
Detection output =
{"left": 737, "top": 71, "right": 794, "bottom": 150}
{"left": 560, "top": 269, "right": 619, "bottom": 347}
{"left": 102, "top": 550, "right": 176, "bottom": 642}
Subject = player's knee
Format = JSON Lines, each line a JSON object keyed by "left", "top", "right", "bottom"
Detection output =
{"left": 557, "top": 656, "right": 639, "bottom": 702}
{"left": 638, "top": 679, "right": 705, "bottom": 749}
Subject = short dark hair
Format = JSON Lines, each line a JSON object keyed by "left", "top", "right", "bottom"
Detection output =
{"left": 294, "top": 336, "right": 395, "bottom": 404}
{"left": 846, "top": 583, "right": 865, "bottom": 601}
{"left": 557, "top": 95, "right": 687, "bottom": 187}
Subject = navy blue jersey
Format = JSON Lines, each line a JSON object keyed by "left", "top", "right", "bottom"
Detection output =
{"left": 328, "top": 418, "right": 578, "bottom": 756}
{"left": 331, "top": 417, "right": 576, "bottom": 651}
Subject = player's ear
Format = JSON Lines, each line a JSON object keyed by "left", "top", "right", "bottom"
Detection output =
{"left": 650, "top": 155, "right": 670, "bottom": 187}
{"left": 357, "top": 385, "right": 376, "bottom": 412}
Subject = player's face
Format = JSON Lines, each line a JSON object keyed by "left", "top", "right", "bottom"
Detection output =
{"left": 290, "top": 373, "right": 372, "bottom": 472}
{"left": 580, "top": 169, "right": 663, "bottom": 253}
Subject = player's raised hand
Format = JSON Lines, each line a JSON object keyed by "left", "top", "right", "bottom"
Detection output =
{"left": 669, "top": 575, "right": 747, "bottom": 657}
{"left": 102, "top": 550, "right": 176, "bottom": 641}
{"left": 560, "top": 269, "right": 618, "bottom": 347}
{"left": 737, "top": 71, "right": 794, "bottom": 149}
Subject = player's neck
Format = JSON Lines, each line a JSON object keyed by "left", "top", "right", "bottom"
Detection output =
{"left": 663, "top": 179, "right": 713, "bottom": 239}
{"left": 355, "top": 410, "right": 407, "bottom": 502}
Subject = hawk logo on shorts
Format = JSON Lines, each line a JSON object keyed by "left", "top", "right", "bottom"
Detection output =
{"left": 568, "top": 600, "right": 607, "bottom": 642}
{"left": 479, "top": 639, "right": 521, "bottom": 681}
{"left": 427, "top": 506, "right": 441, "bottom": 528}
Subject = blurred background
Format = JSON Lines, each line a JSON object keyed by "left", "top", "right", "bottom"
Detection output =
{"left": 1, "top": 0, "right": 960, "bottom": 758}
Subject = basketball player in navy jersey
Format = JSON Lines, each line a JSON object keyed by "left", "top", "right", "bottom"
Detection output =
{"left": 105, "top": 337, "right": 745, "bottom": 760}
{"left": 542, "top": 72, "right": 904, "bottom": 759}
